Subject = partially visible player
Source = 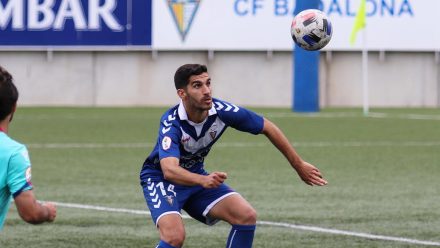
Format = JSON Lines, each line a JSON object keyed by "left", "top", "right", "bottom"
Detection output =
{"left": 140, "top": 64, "right": 327, "bottom": 248}
{"left": 0, "top": 66, "right": 57, "bottom": 230}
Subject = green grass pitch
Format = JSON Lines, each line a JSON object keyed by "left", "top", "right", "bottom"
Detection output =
{"left": 1, "top": 107, "right": 439, "bottom": 247}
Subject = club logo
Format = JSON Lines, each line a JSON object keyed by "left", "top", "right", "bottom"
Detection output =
{"left": 209, "top": 123, "right": 217, "bottom": 140}
{"left": 209, "top": 130, "right": 217, "bottom": 140}
{"left": 166, "top": 0, "right": 201, "bottom": 41}
{"left": 165, "top": 195, "right": 174, "bottom": 206}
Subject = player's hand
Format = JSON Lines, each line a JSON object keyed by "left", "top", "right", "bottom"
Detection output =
{"left": 42, "top": 202, "right": 57, "bottom": 222}
{"left": 296, "top": 161, "right": 327, "bottom": 186}
{"left": 200, "top": 172, "right": 228, "bottom": 188}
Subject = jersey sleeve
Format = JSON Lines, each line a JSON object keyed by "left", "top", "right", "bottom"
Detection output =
{"left": 157, "top": 112, "right": 181, "bottom": 160}
{"left": 215, "top": 100, "right": 264, "bottom": 134}
{"left": 7, "top": 146, "right": 33, "bottom": 198}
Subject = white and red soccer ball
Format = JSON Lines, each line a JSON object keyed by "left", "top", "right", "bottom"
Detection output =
{"left": 291, "top": 9, "right": 333, "bottom": 51}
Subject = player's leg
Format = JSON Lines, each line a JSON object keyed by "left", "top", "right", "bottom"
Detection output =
{"left": 183, "top": 184, "right": 256, "bottom": 248}
{"left": 156, "top": 214, "right": 185, "bottom": 248}
{"left": 208, "top": 193, "right": 257, "bottom": 225}
{"left": 208, "top": 194, "right": 257, "bottom": 248}
{"left": 141, "top": 177, "right": 190, "bottom": 248}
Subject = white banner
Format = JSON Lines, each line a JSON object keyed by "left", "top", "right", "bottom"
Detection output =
{"left": 153, "top": 0, "right": 440, "bottom": 51}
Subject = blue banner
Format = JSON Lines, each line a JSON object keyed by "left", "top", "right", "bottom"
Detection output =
{"left": 0, "top": 0, "right": 151, "bottom": 46}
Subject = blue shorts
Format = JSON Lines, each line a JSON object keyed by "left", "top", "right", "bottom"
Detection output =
{"left": 141, "top": 176, "right": 236, "bottom": 226}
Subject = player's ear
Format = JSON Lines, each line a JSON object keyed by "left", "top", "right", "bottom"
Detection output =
{"left": 177, "top": 88, "right": 186, "bottom": 99}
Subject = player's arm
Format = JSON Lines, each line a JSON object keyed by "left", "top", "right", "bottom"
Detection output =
{"left": 160, "top": 157, "right": 227, "bottom": 188}
{"left": 261, "top": 118, "right": 328, "bottom": 186}
{"left": 14, "top": 190, "right": 57, "bottom": 224}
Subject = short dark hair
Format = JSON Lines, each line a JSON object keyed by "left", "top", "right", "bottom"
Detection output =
{"left": 0, "top": 66, "right": 18, "bottom": 121}
{"left": 174, "top": 64, "right": 208, "bottom": 89}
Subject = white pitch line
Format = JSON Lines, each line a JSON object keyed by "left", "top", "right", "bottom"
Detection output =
{"left": 27, "top": 143, "right": 152, "bottom": 149}
{"left": 27, "top": 141, "right": 440, "bottom": 149}
{"left": 258, "top": 221, "right": 440, "bottom": 247}
{"left": 51, "top": 201, "right": 182, "bottom": 217}
{"left": 263, "top": 112, "right": 440, "bottom": 121}
{"left": 51, "top": 201, "right": 440, "bottom": 246}
{"left": 15, "top": 111, "right": 440, "bottom": 121}
{"left": 368, "top": 113, "right": 440, "bottom": 121}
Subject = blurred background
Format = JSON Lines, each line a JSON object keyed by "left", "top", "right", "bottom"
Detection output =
{"left": 1, "top": 0, "right": 438, "bottom": 109}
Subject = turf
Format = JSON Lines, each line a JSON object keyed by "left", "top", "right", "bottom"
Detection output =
{"left": 1, "top": 107, "right": 439, "bottom": 247}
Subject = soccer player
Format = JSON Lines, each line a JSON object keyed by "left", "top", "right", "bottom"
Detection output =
{"left": 140, "top": 64, "right": 327, "bottom": 248}
{"left": 0, "top": 66, "right": 57, "bottom": 230}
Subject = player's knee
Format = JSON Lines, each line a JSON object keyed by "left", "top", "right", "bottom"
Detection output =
{"left": 245, "top": 207, "right": 257, "bottom": 224}
{"left": 237, "top": 207, "right": 257, "bottom": 225}
{"left": 161, "top": 229, "right": 185, "bottom": 247}
{"left": 165, "top": 235, "right": 185, "bottom": 247}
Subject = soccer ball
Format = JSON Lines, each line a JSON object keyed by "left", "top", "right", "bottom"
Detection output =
{"left": 291, "top": 9, "right": 333, "bottom": 51}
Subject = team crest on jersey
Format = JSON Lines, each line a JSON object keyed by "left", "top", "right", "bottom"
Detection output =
{"left": 162, "top": 136, "right": 172, "bottom": 150}
{"left": 209, "top": 131, "right": 217, "bottom": 140}
{"left": 209, "top": 123, "right": 217, "bottom": 140}
{"left": 166, "top": 0, "right": 201, "bottom": 41}
{"left": 165, "top": 195, "right": 174, "bottom": 206}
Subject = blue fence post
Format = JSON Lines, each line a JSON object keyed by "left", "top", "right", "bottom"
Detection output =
{"left": 293, "top": 0, "right": 320, "bottom": 112}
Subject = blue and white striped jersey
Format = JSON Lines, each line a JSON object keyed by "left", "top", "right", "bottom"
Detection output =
{"left": 141, "top": 98, "right": 264, "bottom": 178}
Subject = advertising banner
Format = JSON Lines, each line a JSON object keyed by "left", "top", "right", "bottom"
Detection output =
{"left": 0, "top": 0, "right": 152, "bottom": 47}
{"left": 153, "top": 0, "right": 440, "bottom": 51}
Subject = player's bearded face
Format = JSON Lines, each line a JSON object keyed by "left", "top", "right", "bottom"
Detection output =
{"left": 185, "top": 73, "right": 212, "bottom": 111}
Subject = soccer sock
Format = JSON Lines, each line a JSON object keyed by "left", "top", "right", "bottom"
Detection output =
{"left": 156, "top": 240, "right": 178, "bottom": 248}
{"left": 226, "top": 224, "right": 256, "bottom": 248}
